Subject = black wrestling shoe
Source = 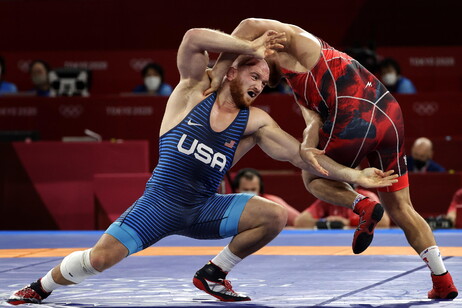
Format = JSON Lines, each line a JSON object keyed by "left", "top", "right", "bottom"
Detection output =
{"left": 193, "top": 262, "right": 250, "bottom": 302}
{"left": 7, "top": 279, "right": 51, "bottom": 305}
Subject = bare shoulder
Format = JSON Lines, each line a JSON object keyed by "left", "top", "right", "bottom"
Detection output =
{"left": 168, "top": 74, "right": 210, "bottom": 107}
{"left": 159, "top": 76, "right": 210, "bottom": 135}
{"left": 245, "top": 106, "right": 277, "bottom": 135}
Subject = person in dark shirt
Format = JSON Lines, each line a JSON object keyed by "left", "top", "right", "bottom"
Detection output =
{"left": 133, "top": 62, "right": 173, "bottom": 96}
{"left": 407, "top": 137, "right": 445, "bottom": 173}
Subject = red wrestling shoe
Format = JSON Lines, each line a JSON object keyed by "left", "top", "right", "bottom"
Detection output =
{"left": 7, "top": 279, "right": 51, "bottom": 305}
{"left": 428, "top": 272, "right": 458, "bottom": 299}
{"left": 352, "top": 198, "right": 384, "bottom": 254}
{"left": 193, "top": 262, "right": 250, "bottom": 302}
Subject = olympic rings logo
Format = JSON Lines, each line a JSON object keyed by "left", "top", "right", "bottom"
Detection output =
{"left": 412, "top": 101, "right": 439, "bottom": 116}
{"left": 129, "top": 58, "right": 153, "bottom": 72}
{"left": 59, "top": 105, "right": 84, "bottom": 118}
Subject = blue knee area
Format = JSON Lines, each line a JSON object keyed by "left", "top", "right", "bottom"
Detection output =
{"left": 219, "top": 193, "right": 254, "bottom": 238}
{"left": 105, "top": 222, "right": 143, "bottom": 255}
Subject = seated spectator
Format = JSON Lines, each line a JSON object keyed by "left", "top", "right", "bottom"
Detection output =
{"left": 133, "top": 62, "right": 173, "bottom": 96}
{"left": 294, "top": 188, "right": 390, "bottom": 229}
{"left": 0, "top": 56, "right": 18, "bottom": 95}
{"left": 446, "top": 188, "right": 461, "bottom": 227}
{"left": 232, "top": 168, "right": 300, "bottom": 226}
{"left": 379, "top": 58, "right": 416, "bottom": 94}
{"left": 29, "top": 60, "right": 51, "bottom": 97}
{"left": 407, "top": 137, "right": 445, "bottom": 173}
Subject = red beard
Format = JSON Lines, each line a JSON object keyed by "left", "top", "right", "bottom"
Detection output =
{"left": 229, "top": 77, "right": 250, "bottom": 109}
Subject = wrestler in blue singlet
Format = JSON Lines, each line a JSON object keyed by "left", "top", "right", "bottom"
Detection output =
{"left": 106, "top": 92, "right": 254, "bottom": 255}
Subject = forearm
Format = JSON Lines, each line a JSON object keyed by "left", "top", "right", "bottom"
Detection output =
{"left": 183, "top": 28, "right": 259, "bottom": 57}
{"left": 210, "top": 18, "right": 288, "bottom": 83}
{"left": 299, "top": 111, "right": 361, "bottom": 183}
{"left": 312, "top": 157, "right": 361, "bottom": 184}
{"left": 257, "top": 125, "right": 310, "bottom": 169}
{"left": 300, "top": 124, "right": 362, "bottom": 182}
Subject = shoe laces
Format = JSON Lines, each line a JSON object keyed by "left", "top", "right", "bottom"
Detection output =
{"left": 356, "top": 211, "right": 367, "bottom": 231}
{"left": 222, "top": 279, "right": 235, "bottom": 292}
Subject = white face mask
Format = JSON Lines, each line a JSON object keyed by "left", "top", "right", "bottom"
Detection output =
{"left": 381, "top": 72, "right": 398, "bottom": 86}
{"left": 144, "top": 76, "right": 161, "bottom": 91}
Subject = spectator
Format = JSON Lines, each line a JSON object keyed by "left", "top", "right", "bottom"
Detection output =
{"left": 407, "top": 137, "right": 445, "bottom": 173}
{"left": 0, "top": 56, "right": 18, "bottom": 95}
{"left": 446, "top": 188, "right": 461, "bottom": 227}
{"left": 232, "top": 168, "right": 300, "bottom": 226}
{"left": 29, "top": 60, "right": 51, "bottom": 97}
{"left": 133, "top": 62, "right": 173, "bottom": 96}
{"left": 379, "top": 58, "right": 416, "bottom": 94}
{"left": 294, "top": 188, "right": 391, "bottom": 229}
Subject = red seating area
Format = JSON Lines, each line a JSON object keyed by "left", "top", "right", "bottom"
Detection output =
{"left": 0, "top": 91, "right": 460, "bottom": 230}
{"left": 0, "top": 0, "right": 460, "bottom": 230}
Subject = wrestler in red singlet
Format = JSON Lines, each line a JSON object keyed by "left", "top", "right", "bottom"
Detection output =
{"left": 281, "top": 40, "right": 408, "bottom": 192}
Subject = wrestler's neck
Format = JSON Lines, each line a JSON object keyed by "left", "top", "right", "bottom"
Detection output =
{"left": 216, "top": 85, "right": 241, "bottom": 114}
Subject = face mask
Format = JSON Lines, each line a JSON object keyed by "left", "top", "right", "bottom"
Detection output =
{"left": 32, "top": 74, "right": 47, "bottom": 86}
{"left": 144, "top": 76, "right": 161, "bottom": 91}
{"left": 414, "top": 159, "right": 427, "bottom": 170}
{"left": 381, "top": 72, "right": 398, "bottom": 86}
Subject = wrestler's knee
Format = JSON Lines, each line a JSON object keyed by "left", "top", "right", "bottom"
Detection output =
{"left": 262, "top": 201, "right": 288, "bottom": 232}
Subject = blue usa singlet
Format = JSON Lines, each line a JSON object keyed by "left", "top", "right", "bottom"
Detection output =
{"left": 106, "top": 92, "right": 254, "bottom": 254}
{"left": 149, "top": 91, "right": 248, "bottom": 202}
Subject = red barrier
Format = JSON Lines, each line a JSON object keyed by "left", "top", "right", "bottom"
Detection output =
{"left": 0, "top": 141, "right": 149, "bottom": 230}
{"left": 94, "top": 173, "right": 151, "bottom": 229}
{"left": 92, "top": 172, "right": 462, "bottom": 232}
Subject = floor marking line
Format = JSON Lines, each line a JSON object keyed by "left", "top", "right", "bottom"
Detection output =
{"left": 316, "top": 256, "right": 454, "bottom": 306}
{"left": 0, "top": 258, "right": 61, "bottom": 274}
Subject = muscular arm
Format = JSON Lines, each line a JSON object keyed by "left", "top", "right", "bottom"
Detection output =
{"left": 255, "top": 120, "right": 309, "bottom": 170}
{"left": 233, "top": 109, "right": 308, "bottom": 169}
{"left": 207, "top": 19, "right": 296, "bottom": 94}
{"left": 177, "top": 28, "right": 272, "bottom": 83}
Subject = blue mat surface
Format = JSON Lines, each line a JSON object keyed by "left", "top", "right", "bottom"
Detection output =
{"left": 1, "top": 230, "right": 461, "bottom": 307}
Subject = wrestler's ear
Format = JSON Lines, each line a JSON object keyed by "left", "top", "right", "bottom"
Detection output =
{"left": 226, "top": 67, "right": 237, "bottom": 81}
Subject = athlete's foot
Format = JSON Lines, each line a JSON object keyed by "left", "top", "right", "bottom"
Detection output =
{"left": 428, "top": 271, "right": 458, "bottom": 299}
{"left": 7, "top": 279, "right": 52, "bottom": 305}
{"left": 193, "top": 261, "right": 251, "bottom": 302}
{"left": 352, "top": 198, "right": 384, "bottom": 254}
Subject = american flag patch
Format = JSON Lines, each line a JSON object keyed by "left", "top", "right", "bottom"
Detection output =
{"left": 224, "top": 140, "right": 235, "bottom": 148}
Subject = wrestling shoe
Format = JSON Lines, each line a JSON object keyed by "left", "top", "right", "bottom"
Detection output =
{"left": 193, "top": 262, "right": 250, "bottom": 302}
{"left": 7, "top": 279, "right": 51, "bottom": 305}
{"left": 428, "top": 271, "right": 458, "bottom": 299}
{"left": 352, "top": 198, "right": 384, "bottom": 254}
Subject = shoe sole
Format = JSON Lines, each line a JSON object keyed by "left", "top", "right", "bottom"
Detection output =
{"left": 7, "top": 299, "right": 40, "bottom": 305}
{"left": 193, "top": 276, "right": 251, "bottom": 302}
{"left": 353, "top": 203, "right": 384, "bottom": 254}
{"left": 429, "top": 290, "right": 458, "bottom": 300}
